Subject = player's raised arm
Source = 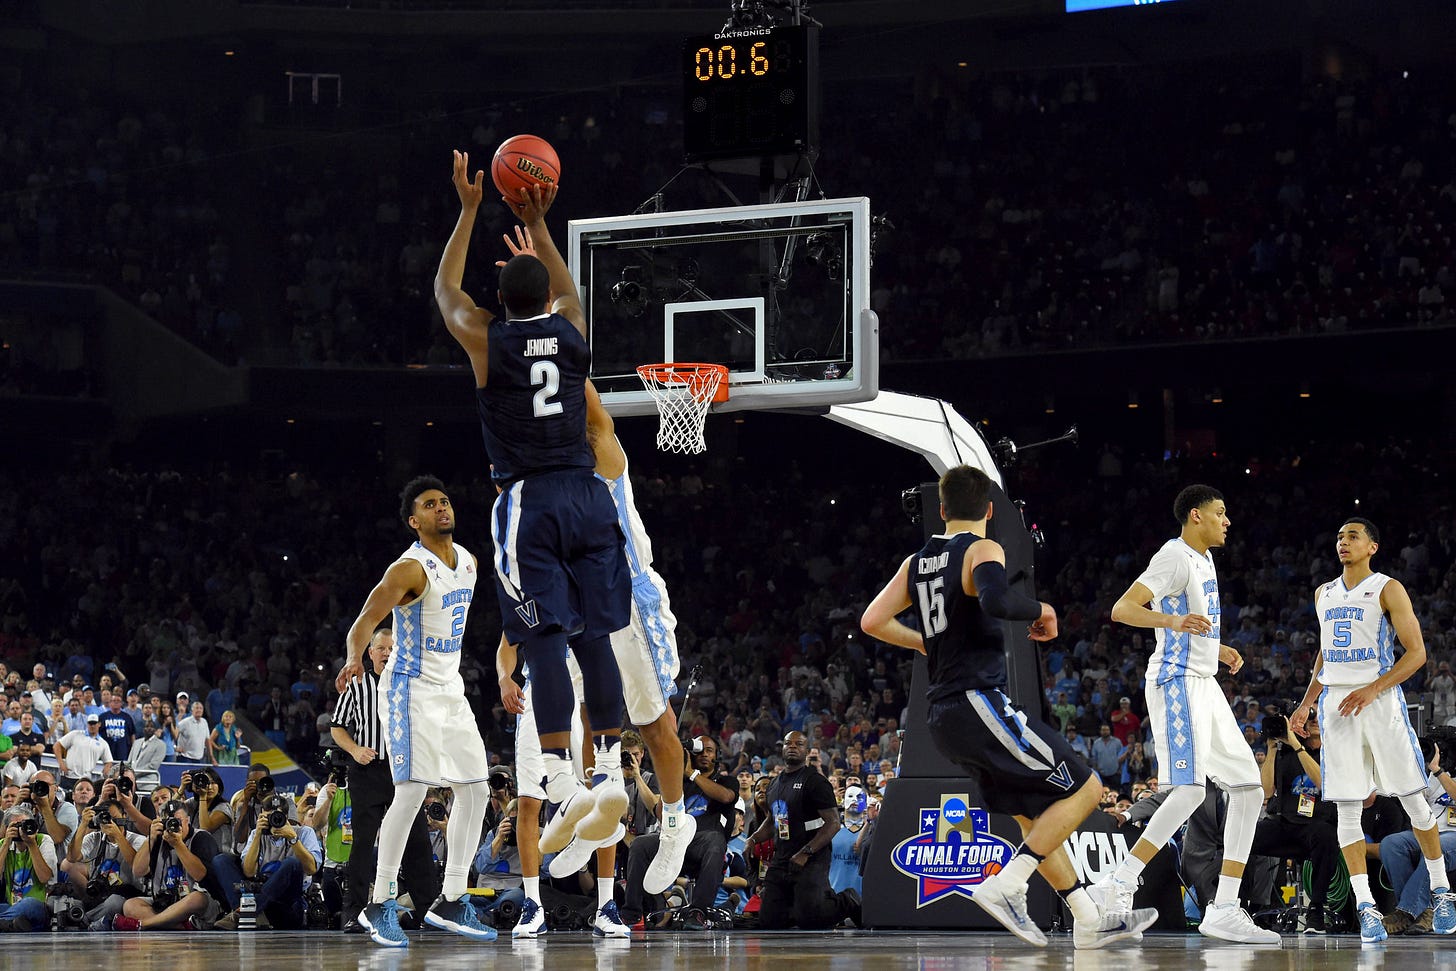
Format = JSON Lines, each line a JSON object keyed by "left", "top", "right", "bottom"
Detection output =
{"left": 861, "top": 557, "right": 924, "bottom": 654}
{"left": 337, "top": 559, "right": 426, "bottom": 692}
{"left": 435, "top": 150, "right": 495, "bottom": 386}
{"left": 505, "top": 183, "right": 584, "bottom": 336}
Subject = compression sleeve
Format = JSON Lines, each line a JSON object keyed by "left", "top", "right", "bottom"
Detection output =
{"left": 972, "top": 561, "right": 1045, "bottom": 622}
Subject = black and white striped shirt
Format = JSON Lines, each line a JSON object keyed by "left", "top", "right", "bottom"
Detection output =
{"left": 332, "top": 667, "right": 381, "bottom": 754}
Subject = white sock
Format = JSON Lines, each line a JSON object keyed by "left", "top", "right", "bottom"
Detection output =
{"left": 1065, "top": 887, "right": 1098, "bottom": 924}
{"left": 523, "top": 875, "right": 540, "bottom": 904}
{"left": 442, "top": 863, "right": 469, "bottom": 901}
{"left": 1114, "top": 855, "right": 1146, "bottom": 884}
{"left": 373, "top": 780, "right": 428, "bottom": 903}
{"left": 592, "top": 735, "right": 623, "bottom": 788}
{"left": 1214, "top": 874, "right": 1242, "bottom": 908}
{"left": 373, "top": 870, "right": 399, "bottom": 905}
{"left": 543, "top": 753, "right": 579, "bottom": 804}
{"left": 999, "top": 851, "right": 1039, "bottom": 888}
{"left": 663, "top": 799, "right": 685, "bottom": 817}
{"left": 1426, "top": 854, "right": 1449, "bottom": 893}
{"left": 1350, "top": 873, "right": 1374, "bottom": 907}
{"left": 597, "top": 875, "right": 614, "bottom": 910}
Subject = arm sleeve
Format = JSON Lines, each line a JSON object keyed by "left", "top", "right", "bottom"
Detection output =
{"left": 971, "top": 561, "right": 1044, "bottom": 622}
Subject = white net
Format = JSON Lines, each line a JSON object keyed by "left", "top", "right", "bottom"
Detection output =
{"left": 636, "top": 364, "right": 726, "bottom": 455}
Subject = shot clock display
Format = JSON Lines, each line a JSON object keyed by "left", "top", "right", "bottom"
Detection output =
{"left": 682, "top": 24, "right": 819, "bottom": 163}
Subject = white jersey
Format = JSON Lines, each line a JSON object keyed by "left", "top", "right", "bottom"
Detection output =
{"left": 1315, "top": 572, "right": 1394, "bottom": 687}
{"left": 1136, "top": 539, "right": 1223, "bottom": 683}
{"left": 597, "top": 455, "right": 655, "bottom": 579}
{"left": 385, "top": 541, "right": 478, "bottom": 685}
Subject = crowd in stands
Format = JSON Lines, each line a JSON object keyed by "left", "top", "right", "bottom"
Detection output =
{"left": 5, "top": 54, "right": 1456, "bottom": 370}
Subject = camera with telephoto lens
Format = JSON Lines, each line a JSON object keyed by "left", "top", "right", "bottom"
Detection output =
{"left": 255, "top": 775, "right": 276, "bottom": 799}
{"left": 49, "top": 894, "right": 86, "bottom": 929}
{"left": 1260, "top": 713, "right": 1288, "bottom": 744}
{"left": 164, "top": 816, "right": 184, "bottom": 835}
{"left": 425, "top": 802, "right": 447, "bottom": 822}
{"left": 187, "top": 769, "right": 215, "bottom": 795}
{"left": 17, "top": 818, "right": 39, "bottom": 838}
{"left": 30, "top": 779, "right": 50, "bottom": 801}
{"left": 115, "top": 775, "right": 134, "bottom": 796}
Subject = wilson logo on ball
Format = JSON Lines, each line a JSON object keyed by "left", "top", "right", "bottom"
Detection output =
{"left": 514, "top": 158, "right": 556, "bottom": 185}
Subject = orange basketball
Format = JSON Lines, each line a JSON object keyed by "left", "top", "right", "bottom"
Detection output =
{"left": 492, "top": 134, "right": 561, "bottom": 200}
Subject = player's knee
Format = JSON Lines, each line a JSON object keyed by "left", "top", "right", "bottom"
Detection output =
{"left": 1397, "top": 790, "right": 1438, "bottom": 831}
{"left": 1335, "top": 801, "right": 1365, "bottom": 848}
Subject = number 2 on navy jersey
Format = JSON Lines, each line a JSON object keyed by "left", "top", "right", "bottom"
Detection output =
{"left": 531, "top": 361, "right": 562, "bottom": 417}
{"left": 916, "top": 577, "right": 949, "bottom": 635}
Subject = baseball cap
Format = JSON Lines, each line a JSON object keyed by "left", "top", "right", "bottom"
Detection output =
{"left": 488, "top": 765, "right": 514, "bottom": 783}
{"left": 176, "top": 690, "right": 190, "bottom": 699}
{"left": 734, "top": 798, "right": 746, "bottom": 813}
{"left": 1119, "top": 696, "right": 1131, "bottom": 704}
{"left": 86, "top": 714, "right": 100, "bottom": 723}
{"left": 843, "top": 785, "right": 868, "bottom": 814}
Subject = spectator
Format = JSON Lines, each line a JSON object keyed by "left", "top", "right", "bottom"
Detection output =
{"left": 1109, "top": 697, "right": 1142, "bottom": 745}
{"left": 55, "top": 715, "right": 113, "bottom": 789}
{"left": 99, "top": 692, "right": 136, "bottom": 763}
{"left": 174, "top": 702, "right": 210, "bottom": 764}
{"left": 209, "top": 710, "right": 242, "bottom": 766}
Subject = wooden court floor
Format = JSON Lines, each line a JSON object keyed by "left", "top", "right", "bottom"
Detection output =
{"left": 7, "top": 930, "right": 1456, "bottom": 971}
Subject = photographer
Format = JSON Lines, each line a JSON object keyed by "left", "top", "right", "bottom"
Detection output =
{"left": 213, "top": 792, "right": 322, "bottom": 930}
{"left": 619, "top": 734, "right": 733, "bottom": 928}
{"left": 305, "top": 764, "right": 351, "bottom": 923}
{"left": 1249, "top": 710, "right": 1339, "bottom": 931}
{"left": 63, "top": 799, "right": 146, "bottom": 929}
{"left": 621, "top": 730, "right": 661, "bottom": 848}
{"left": 23, "top": 771, "right": 78, "bottom": 855}
{"left": 113, "top": 798, "right": 222, "bottom": 931}
{"left": 0, "top": 804, "right": 55, "bottom": 931}
{"left": 180, "top": 767, "right": 234, "bottom": 850}
{"left": 423, "top": 788, "right": 451, "bottom": 868}
{"left": 230, "top": 764, "right": 296, "bottom": 856}
{"left": 471, "top": 798, "right": 524, "bottom": 920}
{"left": 1377, "top": 738, "right": 1456, "bottom": 935}
{"left": 484, "top": 766, "right": 514, "bottom": 839}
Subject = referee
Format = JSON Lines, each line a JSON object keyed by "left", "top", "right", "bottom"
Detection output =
{"left": 332, "top": 628, "right": 441, "bottom": 932}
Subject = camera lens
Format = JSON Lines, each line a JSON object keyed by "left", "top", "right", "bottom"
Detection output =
{"left": 425, "top": 802, "right": 447, "bottom": 821}
{"left": 117, "top": 777, "right": 133, "bottom": 795}
{"left": 164, "top": 817, "right": 184, "bottom": 834}
{"left": 31, "top": 780, "right": 50, "bottom": 800}
{"left": 268, "top": 810, "right": 288, "bottom": 829}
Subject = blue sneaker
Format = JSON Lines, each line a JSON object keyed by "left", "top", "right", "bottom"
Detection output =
{"left": 1433, "top": 889, "right": 1456, "bottom": 935}
{"left": 359, "top": 900, "right": 409, "bottom": 948}
{"left": 1358, "top": 902, "right": 1388, "bottom": 943}
{"left": 425, "top": 895, "right": 499, "bottom": 940}
{"left": 593, "top": 901, "right": 631, "bottom": 939}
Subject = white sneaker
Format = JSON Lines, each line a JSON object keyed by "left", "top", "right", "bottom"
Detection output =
{"left": 512, "top": 898, "right": 545, "bottom": 939}
{"left": 643, "top": 812, "right": 697, "bottom": 895}
{"left": 577, "top": 783, "right": 629, "bottom": 843}
{"left": 592, "top": 901, "right": 631, "bottom": 939}
{"left": 1074, "top": 906, "right": 1159, "bottom": 949}
{"left": 540, "top": 787, "right": 593, "bottom": 855}
{"left": 972, "top": 871, "right": 1047, "bottom": 946}
{"left": 1086, "top": 875, "right": 1141, "bottom": 940}
{"left": 548, "top": 823, "right": 627, "bottom": 879}
{"left": 1198, "top": 902, "right": 1281, "bottom": 944}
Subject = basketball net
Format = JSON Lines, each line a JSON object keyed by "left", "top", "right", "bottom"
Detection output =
{"left": 636, "top": 363, "right": 728, "bottom": 455}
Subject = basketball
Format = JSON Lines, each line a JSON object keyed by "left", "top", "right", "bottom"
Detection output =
{"left": 492, "top": 134, "right": 561, "bottom": 199}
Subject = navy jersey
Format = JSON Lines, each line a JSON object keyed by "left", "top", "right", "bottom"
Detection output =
{"left": 907, "top": 531, "right": 1007, "bottom": 701}
{"left": 478, "top": 312, "right": 595, "bottom": 484}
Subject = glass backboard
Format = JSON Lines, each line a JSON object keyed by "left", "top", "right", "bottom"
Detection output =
{"left": 569, "top": 196, "right": 878, "bottom": 417}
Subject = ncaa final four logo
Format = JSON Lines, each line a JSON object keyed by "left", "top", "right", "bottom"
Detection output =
{"left": 890, "top": 794, "right": 1016, "bottom": 907}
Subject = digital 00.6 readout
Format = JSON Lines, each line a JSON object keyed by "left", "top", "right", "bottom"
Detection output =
{"left": 691, "top": 40, "right": 783, "bottom": 82}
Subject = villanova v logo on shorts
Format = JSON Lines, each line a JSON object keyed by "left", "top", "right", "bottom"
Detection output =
{"left": 515, "top": 600, "right": 540, "bottom": 628}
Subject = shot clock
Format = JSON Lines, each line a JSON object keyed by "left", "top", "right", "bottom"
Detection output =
{"left": 682, "top": 24, "right": 819, "bottom": 163}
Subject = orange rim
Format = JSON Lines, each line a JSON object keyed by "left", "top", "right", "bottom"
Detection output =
{"left": 636, "top": 363, "right": 730, "bottom": 403}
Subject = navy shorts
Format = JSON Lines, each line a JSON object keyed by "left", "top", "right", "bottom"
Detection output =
{"left": 491, "top": 468, "right": 631, "bottom": 644}
{"left": 928, "top": 688, "right": 1095, "bottom": 818}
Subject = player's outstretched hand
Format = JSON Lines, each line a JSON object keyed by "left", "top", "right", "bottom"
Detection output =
{"left": 1289, "top": 706, "right": 1310, "bottom": 738}
{"left": 336, "top": 659, "right": 365, "bottom": 694}
{"left": 452, "top": 150, "right": 485, "bottom": 211}
{"left": 499, "top": 675, "right": 526, "bottom": 716}
{"left": 504, "top": 183, "right": 557, "bottom": 225}
{"left": 1218, "top": 644, "right": 1243, "bottom": 675}
{"left": 494, "top": 226, "right": 537, "bottom": 268}
{"left": 1027, "top": 603, "right": 1058, "bottom": 641}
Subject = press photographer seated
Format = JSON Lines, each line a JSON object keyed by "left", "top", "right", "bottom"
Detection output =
{"left": 113, "top": 797, "right": 224, "bottom": 931}
{"left": 0, "top": 804, "right": 54, "bottom": 932}
{"left": 212, "top": 793, "right": 323, "bottom": 930}
{"left": 61, "top": 798, "right": 147, "bottom": 929}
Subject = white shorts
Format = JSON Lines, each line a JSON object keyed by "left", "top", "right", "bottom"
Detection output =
{"left": 1146, "top": 674, "right": 1260, "bottom": 789}
{"left": 609, "top": 569, "right": 680, "bottom": 726}
{"left": 1317, "top": 684, "right": 1427, "bottom": 801}
{"left": 516, "top": 655, "right": 585, "bottom": 802}
{"left": 378, "top": 672, "right": 490, "bottom": 786}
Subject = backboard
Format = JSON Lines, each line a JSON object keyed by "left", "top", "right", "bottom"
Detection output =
{"left": 568, "top": 196, "right": 878, "bottom": 417}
